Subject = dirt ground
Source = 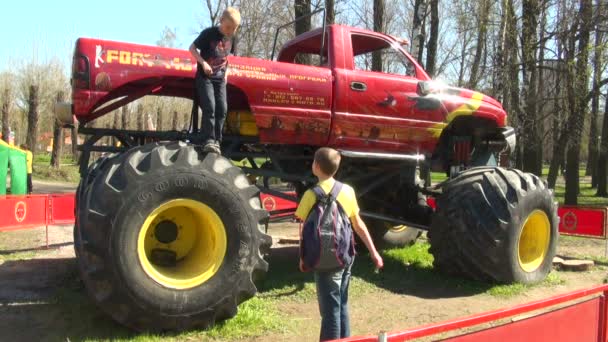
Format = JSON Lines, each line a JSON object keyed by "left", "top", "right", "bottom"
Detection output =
{"left": 1, "top": 221, "right": 607, "bottom": 341}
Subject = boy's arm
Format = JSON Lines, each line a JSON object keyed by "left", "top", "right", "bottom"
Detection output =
{"left": 189, "top": 43, "right": 212, "bottom": 76}
{"left": 351, "top": 213, "right": 384, "bottom": 269}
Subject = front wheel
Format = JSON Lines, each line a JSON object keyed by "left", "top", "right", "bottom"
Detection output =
{"left": 428, "top": 167, "right": 558, "bottom": 284}
{"left": 367, "top": 220, "right": 421, "bottom": 249}
{"left": 75, "top": 142, "right": 272, "bottom": 331}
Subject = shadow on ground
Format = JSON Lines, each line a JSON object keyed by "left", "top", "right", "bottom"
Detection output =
{"left": 0, "top": 257, "right": 136, "bottom": 342}
{"left": 0, "top": 242, "right": 73, "bottom": 255}
{"left": 258, "top": 244, "right": 493, "bottom": 300}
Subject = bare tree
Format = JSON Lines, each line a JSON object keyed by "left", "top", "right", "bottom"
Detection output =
{"left": 157, "top": 106, "right": 163, "bottom": 131}
{"left": 156, "top": 26, "right": 178, "bottom": 48}
{"left": 137, "top": 104, "right": 144, "bottom": 131}
{"left": 121, "top": 105, "right": 128, "bottom": 130}
{"left": 112, "top": 110, "right": 120, "bottom": 146}
{"left": 172, "top": 111, "right": 179, "bottom": 131}
{"left": 410, "top": 0, "right": 427, "bottom": 63}
{"left": 597, "top": 91, "right": 608, "bottom": 196}
{"left": 295, "top": 0, "right": 312, "bottom": 64}
{"left": 425, "top": 0, "right": 439, "bottom": 77}
{"left": 326, "top": 0, "right": 335, "bottom": 24}
{"left": 25, "top": 85, "right": 39, "bottom": 154}
{"left": 505, "top": 0, "right": 522, "bottom": 167}
{"left": 372, "top": 0, "right": 385, "bottom": 71}
{"left": 565, "top": 0, "right": 592, "bottom": 205}
{"left": 1, "top": 87, "right": 9, "bottom": 143}
{"left": 586, "top": 27, "right": 604, "bottom": 182}
{"left": 468, "top": 0, "right": 491, "bottom": 89}
{"left": 520, "top": 0, "right": 541, "bottom": 175}
{"left": 50, "top": 91, "right": 64, "bottom": 168}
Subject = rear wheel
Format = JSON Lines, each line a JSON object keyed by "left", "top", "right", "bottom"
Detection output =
{"left": 428, "top": 167, "right": 558, "bottom": 284}
{"left": 75, "top": 142, "right": 272, "bottom": 331}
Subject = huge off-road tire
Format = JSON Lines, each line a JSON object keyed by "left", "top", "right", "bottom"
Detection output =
{"left": 367, "top": 220, "right": 422, "bottom": 250}
{"left": 74, "top": 142, "right": 272, "bottom": 332}
{"left": 428, "top": 167, "right": 558, "bottom": 284}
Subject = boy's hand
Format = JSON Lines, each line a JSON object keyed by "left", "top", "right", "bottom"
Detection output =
{"left": 371, "top": 251, "right": 384, "bottom": 270}
{"left": 202, "top": 62, "right": 213, "bottom": 76}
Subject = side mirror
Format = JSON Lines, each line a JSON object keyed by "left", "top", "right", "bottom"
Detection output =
{"left": 417, "top": 81, "right": 432, "bottom": 96}
{"left": 417, "top": 81, "right": 444, "bottom": 96}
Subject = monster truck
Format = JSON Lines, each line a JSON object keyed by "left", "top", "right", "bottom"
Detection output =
{"left": 56, "top": 13, "right": 558, "bottom": 332}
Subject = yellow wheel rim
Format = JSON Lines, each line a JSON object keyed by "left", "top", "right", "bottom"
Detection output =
{"left": 137, "top": 199, "right": 227, "bottom": 289}
{"left": 385, "top": 222, "right": 408, "bottom": 233}
{"left": 517, "top": 210, "right": 551, "bottom": 273}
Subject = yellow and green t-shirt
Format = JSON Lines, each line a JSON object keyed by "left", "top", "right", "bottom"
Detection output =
{"left": 294, "top": 178, "right": 360, "bottom": 223}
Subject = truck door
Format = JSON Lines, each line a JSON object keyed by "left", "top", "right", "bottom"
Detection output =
{"left": 330, "top": 32, "right": 444, "bottom": 153}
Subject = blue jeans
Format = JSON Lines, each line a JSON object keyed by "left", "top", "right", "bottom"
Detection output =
{"left": 314, "top": 260, "right": 353, "bottom": 341}
{"left": 195, "top": 76, "right": 227, "bottom": 144}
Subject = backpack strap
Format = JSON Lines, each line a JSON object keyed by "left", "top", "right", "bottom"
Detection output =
{"left": 329, "top": 181, "right": 343, "bottom": 200}
{"left": 311, "top": 185, "right": 326, "bottom": 201}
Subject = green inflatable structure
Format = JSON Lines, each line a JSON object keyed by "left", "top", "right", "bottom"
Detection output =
{"left": 0, "top": 140, "right": 27, "bottom": 195}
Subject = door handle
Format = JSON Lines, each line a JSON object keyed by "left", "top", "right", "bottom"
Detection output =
{"left": 350, "top": 81, "right": 367, "bottom": 92}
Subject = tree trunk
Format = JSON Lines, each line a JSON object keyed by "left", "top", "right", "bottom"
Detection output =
{"left": 156, "top": 106, "right": 163, "bottom": 131}
{"left": 521, "top": 0, "right": 541, "bottom": 176}
{"left": 112, "top": 110, "right": 120, "bottom": 146}
{"left": 587, "top": 29, "right": 603, "bottom": 184}
{"left": 597, "top": 91, "right": 608, "bottom": 196}
{"left": 495, "top": 0, "right": 509, "bottom": 103}
{"left": 71, "top": 124, "right": 79, "bottom": 161}
{"left": 565, "top": 0, "right": 592, "bottom": 205}
{"left": 325, "top": 0, "right": 335, "bottom": 25}
{"left": 1, "top": 88, "right": 10, "bottom": 144}
{"left": 505, "top": 0, "right": 522, "bottom": 169}
{"left": 468, "top": 0, "right": 491, "bottom": 89}
{"left": 372, "top": 0, "right": 385, "bottom": 72}
{"left": 294, "top": 0, "right": 311, "bottom": 65}
{"left": 25, "top": 85, "right": 39, "bottom": 154}
{"left": 547, "top": 0, "right": 568, "bottom": 189}
{"left": 121, "top": 105, "right": 128, "bottom": 129}
{"left": 172, "top": 111, "right": 179, "bottom": 131}
{"left": 425, "top": 0, "right": 439, "bottom": 77}
{"left": 137, "top": 104, "right": 144, "bottom": 131}
{"left": 50, "top": 91, "right": 65, "bottom": 168}
{"left": 410, "top": 0, "right": 427, "bottom": 64}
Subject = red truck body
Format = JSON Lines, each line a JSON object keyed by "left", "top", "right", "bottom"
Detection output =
{"left": 71, "top": 25, "right": 507, "bottom": 156}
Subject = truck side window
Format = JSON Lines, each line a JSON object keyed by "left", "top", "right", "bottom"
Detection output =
{"left": 294, "top": 53, "right": 329, "bottom": 67}
{"left": 352, "top": 34, "right": 416, "bottom": 77}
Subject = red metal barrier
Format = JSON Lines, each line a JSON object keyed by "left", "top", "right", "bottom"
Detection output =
{"left": 261, "top": 192, "right": 297, "bottom": 220}
{"left": 558, "top": 206, "right": 607, "bottom": 239}
{"left": 0, "top": 194, "right": 76, "bottom": 248}
{"left": 48, "top": 193, "right": 76, "bottom": 225}
{"left": 338, "top": 284, "right": 608, "bottom": 342}
{"left": 0, "top": 195, "right": 49, "bottom": 232}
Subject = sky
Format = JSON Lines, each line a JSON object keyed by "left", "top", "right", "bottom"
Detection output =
{"left": 0, "top": 0, "right": 210, "bottom": 73}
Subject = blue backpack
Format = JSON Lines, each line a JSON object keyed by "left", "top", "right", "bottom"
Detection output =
{"left": 300, "top": 181, "right": 355, "bottom": 272}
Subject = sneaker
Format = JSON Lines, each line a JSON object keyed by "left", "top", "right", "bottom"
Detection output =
{"left": 203, "top": 142, "right": 218, "bottom": 154}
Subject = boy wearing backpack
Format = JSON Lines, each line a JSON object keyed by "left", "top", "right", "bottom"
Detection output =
{"left": 295, "top": 147, "right": 384, "bottom": 341}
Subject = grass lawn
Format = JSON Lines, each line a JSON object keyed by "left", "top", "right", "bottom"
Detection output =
{"left": 31, "top": 152, "right": 80, "bottom": 184}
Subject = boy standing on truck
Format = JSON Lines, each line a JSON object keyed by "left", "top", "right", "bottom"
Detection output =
{"left": 295, "top": 147, "right": 384, "bottom": 341}
{"left": 189, "top": 7, "right": 240, "bottom": 154}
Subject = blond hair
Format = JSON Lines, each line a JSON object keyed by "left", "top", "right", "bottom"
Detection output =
{"left": 222, "top": 7, "right": 241, "bottom": 26}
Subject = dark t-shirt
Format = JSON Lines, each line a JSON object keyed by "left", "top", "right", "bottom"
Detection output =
{"left": 193, "top": 26, "right": 236, "bottom": 80}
